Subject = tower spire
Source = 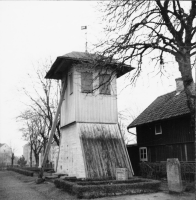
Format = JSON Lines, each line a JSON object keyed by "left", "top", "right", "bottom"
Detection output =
{"left": 81, "top": 26, "right": 87, "bottom": 52}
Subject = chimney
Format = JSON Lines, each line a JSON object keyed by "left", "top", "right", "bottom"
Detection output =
{"left": 175, "top": 78, "right": 184, "bottom": 94}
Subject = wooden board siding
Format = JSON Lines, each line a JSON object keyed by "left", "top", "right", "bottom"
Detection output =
{"left": 57, "top": 123, "right": 86, "bottom": 178}
{"left": 79, "top": 123, "right": 132, "bottom": 179}
{"left": 60, "top": 66, "right": 118, "bottom": 126}
{"left": 146, "top": 142, "right": 194, "bottom": 162}
{"left": 186, "top": 142, "right": 194, "bottom": 161}
{"left": 137, "top": 115, "right": 193, "bottom": 146}
{"left": 74, "top": 68, "right": 118, "bottom": 124}
{"left": 61, "top": 67, "right": 76, "bottom": 127}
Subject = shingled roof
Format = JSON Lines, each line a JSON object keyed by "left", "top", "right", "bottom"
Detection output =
{"left": 45, "top": 51, "right": 134, "bottom": 80}
{"left": 128, "top": 90, "right": 191, "bottom": 128}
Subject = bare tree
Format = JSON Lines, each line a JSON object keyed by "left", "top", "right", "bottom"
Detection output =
{"left": 8, "top": 141, "right": 19, "bottom": 166}
{"left": 21, "top": 60, "right": 61, "bottom": 146}
{"left": 95, "top": 1, "right": 195, "bottom": 132}
{"left": 19, "top": 110, "right": 45, "bottom": 166}
{"left": 118, "top": 104, "right": 142, "bottom": 144}
{"left": 10, "top": 147, "right": 15, "bottom": 166}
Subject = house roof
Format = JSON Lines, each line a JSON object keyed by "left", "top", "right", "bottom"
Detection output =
{"left": 45, "top": 51, "right": 134, "bottom": 80}
{"left": 128, "top": 90, "right": 191, "bottom": 128}
{"left": 0, "top": 143, "right": 4, "bottom": 148}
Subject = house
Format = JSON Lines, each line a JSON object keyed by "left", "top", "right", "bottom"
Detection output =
{"left": 23, "top": 143, "right": 59, "bottom": 168}
{"left": 127, "top": 78, "right": 195, "bottom": 175}
{"left": 0, "top": 143, "right": 12, "bottom": 165}
{"left": 23, "top": 144, "right": 36, "bottom": 166}
{"left": 45, "top": 51, "right": 134, "bottom": 179}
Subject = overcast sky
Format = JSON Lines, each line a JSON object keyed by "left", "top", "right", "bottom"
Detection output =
{"left": 0, "top": 2, "right": 195, "bottom": 156}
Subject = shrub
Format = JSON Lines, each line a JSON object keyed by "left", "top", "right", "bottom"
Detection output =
{"left": 54, "top": 178, "right": 160, "bottom": 199}
{"left": 17, "top": 156, "right": 27, "bottom": 167}
{"left": 7, "top": 167, "right": 34, "bottom": 177}
{"left": 73, "top": 180, "right": 160, "bottom": 198}
{"left": 54, "top": 179, "right": 75, "bottom": 193}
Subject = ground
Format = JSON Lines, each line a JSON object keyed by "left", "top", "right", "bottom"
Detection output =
{"left": 0, "top": 170, "right": 195, "bottom": 200}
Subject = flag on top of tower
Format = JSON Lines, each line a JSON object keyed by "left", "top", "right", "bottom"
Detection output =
{"left": 81, "top": 26, "right": 87, "bottom": 30}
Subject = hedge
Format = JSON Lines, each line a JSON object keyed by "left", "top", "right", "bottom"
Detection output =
{"left": 54, "top": 178, "right": 160, "bottom": 199}
{"left": 7, "top": 167, "right": 34, "bottom": 177}
{"left": 54, "top": 179, "right": 75, "bottom": 193}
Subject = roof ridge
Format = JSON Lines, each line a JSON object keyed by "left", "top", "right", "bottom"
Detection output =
{"left": 128, "top": 89, "right": 189, "bottom": 128}
{"left": 156, "top": 90, "right": 176, "bottom": 98}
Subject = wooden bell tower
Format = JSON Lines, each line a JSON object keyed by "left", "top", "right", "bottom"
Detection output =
{"left": 45, "top": 51, "right": 134, "bottom": 179}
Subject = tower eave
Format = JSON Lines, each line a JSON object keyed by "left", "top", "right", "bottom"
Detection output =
{"left": 45, "top": 52, "right": 134, "bottom": 80}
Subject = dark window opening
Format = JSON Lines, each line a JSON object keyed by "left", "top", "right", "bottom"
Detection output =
{"left": 81, "top": 72, "right": 93, "bottom": 93}
{"left": 155, "top": 124, "right": 162, "bottom": 135}
{"left": 99, "top": 74, "right": 111, "bottom": 95}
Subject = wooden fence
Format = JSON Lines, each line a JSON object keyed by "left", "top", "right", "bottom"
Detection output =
{"left": 139, "top": 161, "right": 195, "bottom": 182}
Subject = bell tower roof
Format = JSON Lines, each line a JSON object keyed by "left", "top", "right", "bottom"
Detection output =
{"left": 45, "top": 51, "right": 134, "bottom": 80}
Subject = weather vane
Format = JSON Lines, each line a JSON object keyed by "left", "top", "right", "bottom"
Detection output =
{"left": 81, "top": 26, "right": 87, "bottom": 53}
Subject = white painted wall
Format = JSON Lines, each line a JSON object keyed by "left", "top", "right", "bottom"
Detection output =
{"left": 60, "top": 65, "right": 118, "bottom": 127}
{"left": 58, "top": 65, "right": 126, "bottom": 178}
{"left": 75, "top": 67, "right": 118, "bottom": 124}
{"left": 57, "top": 123, "right": 86, "bottom": 178}
{"left": 57, "top": 122, "right": 133, "bottom": 178}
{"left": 0, "top": 144, "right": 12, "bottom": 165}
{"left": 48, "top": 145, "right": 59, "bottom": 171}
{"left": 61, "top": 67, "right": 76, "bottom": 127}
{"left": 23, "top": 144, "right": 36, "bottom": 166}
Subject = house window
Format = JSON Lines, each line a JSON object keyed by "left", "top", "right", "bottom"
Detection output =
{"left": 139, "top": 147, "right": 148, "bottom": 161}
{"left": 99, "top": 74, "right": 111, "bottom": 95}
{"left": 155, "top": 124, "right": 162, "bottom": 135}
{"left": 69, "top": 73, "right": 73, "bottom": 95}
{"left": 81, "top": 72, "right": 93, "bottom": 93}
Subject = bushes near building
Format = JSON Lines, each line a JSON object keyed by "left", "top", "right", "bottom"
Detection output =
{"left": 7, "top": 167, "right": 34, "bottom": 177}
{"left": 54, "top": 178, "right": 160, "bottom": 199}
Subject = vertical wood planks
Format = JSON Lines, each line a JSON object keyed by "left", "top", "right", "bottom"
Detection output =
{"left": 79, "top": 123, "right": 133, "bottom": 179}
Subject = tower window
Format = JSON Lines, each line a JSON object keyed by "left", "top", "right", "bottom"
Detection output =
{"left": 155, "top": 124, "right": 162, "bottom": 135}
{"left": 99, "top": 74, "right": 111, "bottom": 95}
{"left": 81, "top": 72, "right": 93, "bottom": 93}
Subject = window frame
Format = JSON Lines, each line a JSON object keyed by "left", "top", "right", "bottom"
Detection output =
{"left": 139, "top": 147, "right": 148, "bottom": 162}
{"left": 155, "top": 124, "right": 162, "bottom": 135}
{"left": 81, "top": 72, "right": 93, "bottom": 94}
{"left": 99, "top": 74, "right": 111, "bottom": 95}
{"left": 69, "top": 73, "right": 73, "bottom": 95}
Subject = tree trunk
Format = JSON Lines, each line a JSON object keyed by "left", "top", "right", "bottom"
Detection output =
{"left": 32, "top": 150, "right": 39, "bottom": 167}
{"left": 30, "top": 144, "right": 32, "bottom": 167}
{"left": 11, "top": 153, "right": 14, "bottom": 166}
{"left": 35, "top": 155, "right": 39, "bottom": 167}
{"left": 176, "top": 54, "right": 195, "bottom": 134}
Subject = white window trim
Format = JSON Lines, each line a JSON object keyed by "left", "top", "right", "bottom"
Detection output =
{"left": 155, "top": 124, "right": 162, "bottom": 135}
{"left": 139, "top": 147, "right": 148, "bottom": 162}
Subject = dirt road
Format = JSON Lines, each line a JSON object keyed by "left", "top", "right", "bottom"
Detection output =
{"left": 0, "top": 171, "right": 195, "bottom": 200}
{"left": 0, "top": 171, "right": 75, "bottom": 200}
{"left": 0, "top": 171, "right": 50, "bottom": 200}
